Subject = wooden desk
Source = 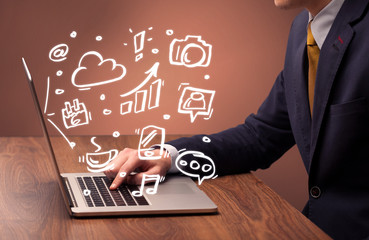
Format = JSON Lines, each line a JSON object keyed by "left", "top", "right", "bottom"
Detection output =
{"left": 0, "top": 137, "right": 331, "bottom": 239}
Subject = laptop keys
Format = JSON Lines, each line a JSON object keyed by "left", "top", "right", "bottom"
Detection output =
{"left": 83, "top": 177, "right": 104, "bottom": 207}
{"left": 77, "top": 177, "right": 94, "bottom": 207}
{"left": 128, "top": 185, "right": 149, "bottom": 206}
{"left": 93, "top": 177, "right": 116, "bottom": 206}
{"left": 77, "top": 176, "right": 150, "bottom": 207}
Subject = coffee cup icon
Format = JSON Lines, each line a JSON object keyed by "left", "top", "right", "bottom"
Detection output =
{"left": 86, "top": 149, "right": 118, "bottom": 172}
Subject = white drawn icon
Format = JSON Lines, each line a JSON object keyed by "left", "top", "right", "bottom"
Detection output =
{"left": 134, "top": 31, "right": 145, "bottom": 62}
{"left": 131, "top": 174, "right": 165, "bottom": 197}
{"left": 47, "top": 119, "right": 76, "bottom": 149}
{"left": 83, "top": 189, "right": 91, "bottom": 196}
{"left": 175, "top": 150, "right": 217, "bottom": 185}
{"left": 169, "top": 35, "right": 212, "bottom": 68}
{"left": 137, "top": 125, "right": 165, "bottom": 160}
{"left": 71, "top": 51, "right": 127, "bottom": 90}
{"left": 70, "top": 31, "right": 77, "bottom": 38}
{"left": 62, "top": 99, "right": 91, "bottom": 129}
{"left": 119, "top": 63, "right": 163, "bottom": 116}
{"left": 120, "top": 101, "right": 133, "bottom": 115}
{"left": 178, "top": 86, "right": 215, "bottom": 123}
{"left": 49, "top": 43, "right": 69, "bottom": 62}
{"left": 79, "top": 137, "right": 119, "bottom": 173}
{"left": 85, "top": 150, "right": 118, "bottom": 173}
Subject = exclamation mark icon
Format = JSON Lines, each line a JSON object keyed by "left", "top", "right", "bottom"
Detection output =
{"left": 134, "top": 31, "right": 145, "bottom": 62}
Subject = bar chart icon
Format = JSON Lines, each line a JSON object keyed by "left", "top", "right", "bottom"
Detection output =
{"left": 120, "top": 79, "right": 162, "bottom": 116}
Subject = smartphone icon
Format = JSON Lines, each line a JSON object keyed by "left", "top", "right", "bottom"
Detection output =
{"left": 138, "top": 125, "right": 165, "bottom": 160}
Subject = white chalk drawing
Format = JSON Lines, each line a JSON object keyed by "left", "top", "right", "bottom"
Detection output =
{"left": 70, "top": 31, "right": 77, "bottom": 38}
{"left": 100, "top": 94, "right": 105, "bottom": 101}
{"left": 49, "top": 43, "right": 69, "bottom": 62}
{"left": 55, "top": 89, "right": 64, "bottom": 95}
{"left": 79, "top": 137, "right": 119, "bottom": 173}
{"left": 175, "top": 150, "right": 217, "bottom": 185}
{"left": 44, "top": 77, "right": 50, "bottom": 114}
{"left": 112, "top": 131, "right": 120, "bottom": 138}
{"left": 56, "top": 70, "right": 63, "bottom": 76}
{"left": 163, "top": 114, "right": 171, "bottom": 120}
{"left": 131, "top": 174, "right": 165, "bottom": 197}
{"left": 169, "top": 35, "right": 212, "bottom": 68}
{"left": 83, "top": 189, "right": 91, "bottom": 196}
{"left": 202, "top": 136, "right": 211, "bottom": 143}
{"left": 120, "top": 62, "right": 159, "bottom": 97}
{"left": 103, "top": 109, "right": 112, "bottom": 115}
{"left": 134, "top": 31, "right": 145, "bottom": 62}
{"left": 178, "top": 86, "right": 215, "bottom": 123}
{"left": 71, "top": 51, "right": 127, "bottom": 89}
{"left": 119, "top": 63, "right": 162, "bottom": 116}
{"left": 166, "top": 29, "right": 174, "bottom": 36}
{"left": 120, "top": 101, "right": 133, "bottom": 115}
{"left": 148, "top": 79, "right": 162, "bottom": 109}
{"left": 47, "top": 119, "right": 76, "bottom": 149}
{"left": 204, "top": 74, "right": 210, "bottom": 80}
{"left": 62, "top": 99, "right": 91, "bottom": 129}
{"left": 152, "top": 49, "right": 159, "bottom": 54}
{"left": 96, "top": 36, "right": 103, "bottom": 41}
{"left": 132, "top": 27, "right": 153, "bottom": 62}
{"left": 134, "top": 90, "right": 147, "bottom": 113}
{"left": 91, "top": 136, "right": 101, "bottom": 152}
{"left": 137, "top": 125, "right": 165, "bottom": 160}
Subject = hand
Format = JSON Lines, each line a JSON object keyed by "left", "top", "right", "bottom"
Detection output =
{"left": 104, "top": 148, "right": 171, "bottom": 190}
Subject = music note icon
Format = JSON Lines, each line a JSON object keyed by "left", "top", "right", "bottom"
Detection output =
{"left": 132, "top": 174, "right": 164, "bottom": 197}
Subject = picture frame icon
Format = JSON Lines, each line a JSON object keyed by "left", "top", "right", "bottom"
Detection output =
{"left": 138, "top": 125, "right": 165, "bottom": 160}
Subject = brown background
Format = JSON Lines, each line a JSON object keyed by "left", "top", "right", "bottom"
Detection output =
{"left": 0, "top": 0, "right": 307, "bottom": 210}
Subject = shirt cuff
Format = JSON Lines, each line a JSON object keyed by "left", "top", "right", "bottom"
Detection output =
{"left": 151, "top": 144, "right": 180, "bottom": 174}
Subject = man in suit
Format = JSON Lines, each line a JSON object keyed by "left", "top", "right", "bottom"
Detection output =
{"left": 105, "top": 0, "right": 369, "bottom": 238}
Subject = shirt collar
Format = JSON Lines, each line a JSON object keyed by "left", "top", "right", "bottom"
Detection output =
{"left": 308, "top": 0, "right": 345, "bottom": 49}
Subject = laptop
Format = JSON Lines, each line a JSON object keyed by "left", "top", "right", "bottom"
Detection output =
{"left": 21, "top": 57, "right": 217, "bottom": 217}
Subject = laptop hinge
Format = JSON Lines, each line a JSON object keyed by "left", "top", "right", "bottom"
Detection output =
{"left": 62, "top": 177, "right": 78, "bottom": 208}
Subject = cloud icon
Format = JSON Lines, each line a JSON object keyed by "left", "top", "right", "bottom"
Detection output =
{"left": 71, "top": 51, "right": 127, "bottom": 88}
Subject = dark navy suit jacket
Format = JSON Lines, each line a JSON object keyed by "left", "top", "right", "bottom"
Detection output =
{"left": 169, "top": 0, "right": 369, "bottom": 239}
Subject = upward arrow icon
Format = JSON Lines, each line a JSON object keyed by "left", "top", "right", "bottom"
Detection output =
{"left": 120, "top": 62, "right": 160, "bottom": 97}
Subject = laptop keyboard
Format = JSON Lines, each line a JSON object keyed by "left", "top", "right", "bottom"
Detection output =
{"left": 77, "top": 176, "right": 149, "bottom": 207}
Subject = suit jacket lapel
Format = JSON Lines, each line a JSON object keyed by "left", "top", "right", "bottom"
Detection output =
{"left": 309, "top": 0, "right": 369, "bottom": 165}
{"left": 293, "top": 39, "right": 312, "bottom": 169}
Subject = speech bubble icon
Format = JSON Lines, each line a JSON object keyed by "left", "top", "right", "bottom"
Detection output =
{"left": 175, "top": 150, "right": 216, "bottom": 185}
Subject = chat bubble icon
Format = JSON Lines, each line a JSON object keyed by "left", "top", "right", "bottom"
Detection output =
{"left": 175, "top": 150, "right": 216, "bottom": 185}
{"left": 178, "top": 86, "right": 215, "bottom": 123}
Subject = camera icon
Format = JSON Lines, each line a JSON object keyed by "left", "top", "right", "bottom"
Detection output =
{"left": 169, "top": 35, "right": 212, "bottom": 68}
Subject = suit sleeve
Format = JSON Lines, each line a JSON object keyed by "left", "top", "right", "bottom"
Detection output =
{"left": 167, "top": 71, "right": 295, "bottom": 176}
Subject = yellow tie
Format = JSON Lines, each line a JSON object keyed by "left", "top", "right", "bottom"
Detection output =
{"left": 307, "top": 22, "right": 320, "bottom": 115}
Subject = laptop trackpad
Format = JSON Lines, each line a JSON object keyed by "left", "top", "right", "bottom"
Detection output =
{"left": 159, "top": 183, "right": 196, "bottom": 195}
